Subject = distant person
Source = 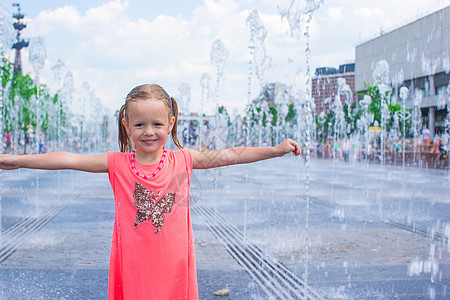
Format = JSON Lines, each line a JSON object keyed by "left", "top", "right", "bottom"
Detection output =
{"left": 0, "top": 83, "right": 301, "bottom": 300}
{"left": 342, "top": 137, "right": 350, "bottom": 162}
{"left": 3, "top": 132, "right": 12, "bottom": 154}
{"left": 188, "top": 120, "right": 198, "bottom": 146}
{"left": 422, "top": 126, "right": 431, "bottom": 151}
{"left": 182, "top": 121, "right": 198, "bottom": 147}
{"left": 432, "top": 136, "right": 441, "bottom": 153}
{"left": 417, "top": 137, "right": 425, "bottom": 152}
{"left": 437, "top": 137, "right": 448, "bottom": 168}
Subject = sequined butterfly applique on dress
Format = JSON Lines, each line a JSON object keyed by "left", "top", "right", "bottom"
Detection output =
{"left": 133, "top": 182, "right": 176, "bottom": 234}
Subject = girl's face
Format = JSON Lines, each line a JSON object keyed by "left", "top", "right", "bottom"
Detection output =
{"left": 123, "top": 99, "right": 175, "bottom": 157}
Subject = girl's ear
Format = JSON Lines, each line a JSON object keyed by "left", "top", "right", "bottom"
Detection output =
{"left": 122, "top": 118, "right": 131, "bottom": 136}
{"left": 168, "top": 116, "right": 175, "bottom": 134}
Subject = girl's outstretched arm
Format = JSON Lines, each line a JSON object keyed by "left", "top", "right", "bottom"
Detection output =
{"left": 0, "top": 152, "right": 108, "bottom": 173}
{"left": 188, "top": 138, "right": 301, "bottom": 169}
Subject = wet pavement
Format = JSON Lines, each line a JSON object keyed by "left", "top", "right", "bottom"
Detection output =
{"left": 0, "top": 156, "right": 449, "bottom": 299}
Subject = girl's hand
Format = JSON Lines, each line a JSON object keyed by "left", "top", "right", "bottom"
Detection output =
{"left": 276, "top": 139, "right": 301, "bottom": 156}
{"left": 0, "top": 155, "right": 19, "bottom": 170}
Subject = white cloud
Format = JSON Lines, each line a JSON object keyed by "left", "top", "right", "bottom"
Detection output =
{"left": 12, "top": 0, "right": 450, "bottom": 117}
{"left": 30, "top": 6, "right": 83, "bottom": 34}
{"left": 328, "top": 6, "right": 344, "bottom": 21}
{"left": 352, "top": 6, "right": 384, "bottom": 20}
{"left": 84, "top": 0, "right": 130, "bottom": 24}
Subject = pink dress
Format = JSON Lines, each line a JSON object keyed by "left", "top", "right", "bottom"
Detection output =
{"left": 107, "top": 149, "right": 198, "bottom": 300}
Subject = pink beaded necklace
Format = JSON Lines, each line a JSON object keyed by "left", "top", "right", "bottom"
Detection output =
{"left": 130, "top": 147, "right": 167, "bottom": 179}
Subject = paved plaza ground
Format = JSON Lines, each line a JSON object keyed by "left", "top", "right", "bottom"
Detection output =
{"left": 0, "top": 155, "right": 449, "bottom": 299}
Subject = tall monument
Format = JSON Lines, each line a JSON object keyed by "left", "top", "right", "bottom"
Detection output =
{"left": 12, "top": 3, "right": 29, "bottom": 76}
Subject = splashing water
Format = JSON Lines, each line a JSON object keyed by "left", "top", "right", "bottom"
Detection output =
{"left": 29, "top": 37, "right": 46, "bottom": 80}
{"left": 372, "top": 60, "right": 391, "bottom": 165}
{"left": 412, "top": 89, "right": 423, "bottom": 166}
{"left": 210, "top": 39, "right": 229, "bottom": 109}
{"left": 0, "top": 6, "right": 14, "bottom": 54}
{"left": 199, "top": 73, "right": 212, "bottom": 151}
{"left": 51, "top": 59, "right": 65, "bottom": 88}
{"left": 210, "top": 39, "right": 229, "bottom": 150}
{"left": 0, "top": 6, "right": 15, "bottom": 248}
{"left": 246, "top": 9, "right": 273, "bottom": 148}
{"left": 281, "top": 0, "right": 324, "bottom": 286}
{"left": 0, "top": 6, "right": 15, "bottom": 150}
{"left": 246, "top": 9, "right": 271, "bottom": 89}
{"left": 29, "top": 37, "right": 47, "bottom": 155}
{"left": 399, "top": 86, "right": 411, "bottom": 167}
{"left": 177, "top": 83, "right": 191, "bottom": 114}
{"left": 50, "top": 59, "right": 65, "bottom": 152}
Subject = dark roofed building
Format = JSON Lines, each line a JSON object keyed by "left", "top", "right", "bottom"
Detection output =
{"left": 312, "top": 63, "right": 356, "bottom": 115}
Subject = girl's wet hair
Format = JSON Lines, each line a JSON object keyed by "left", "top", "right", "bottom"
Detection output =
{"left": 118, "top": 84, "right": 183, "bottom": 152}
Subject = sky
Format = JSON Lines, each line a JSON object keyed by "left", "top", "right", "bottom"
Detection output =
{"left": 1, "top": 0, "right": 448, "bottom": 117}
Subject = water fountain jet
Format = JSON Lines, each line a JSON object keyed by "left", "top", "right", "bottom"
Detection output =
{"left": 0, "top": 5, "right": 15, "bottom": 248}
{"left": 281, "top": 0, "right": 324, "bottom": 286}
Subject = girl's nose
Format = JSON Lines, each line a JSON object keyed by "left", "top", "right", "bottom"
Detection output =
{"left": 144, "top": 126, "right": 155, "bottom": 136}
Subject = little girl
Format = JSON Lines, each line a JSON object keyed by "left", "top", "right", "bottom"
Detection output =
{"left": 0, "top": 84, "right": 300, "bottom": 299}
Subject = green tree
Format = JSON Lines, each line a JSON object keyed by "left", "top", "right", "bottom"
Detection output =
{"left": 360, "top": 82, "right": 411, "bottom": 135}
{"left": 315, "top": 82, "right": 412, "bottom": 142}
{"left": 1, "top": 58, "right": 65, "bottom": 153}
{"left": 7, "top": 70, "right": 37, "bottom": 153}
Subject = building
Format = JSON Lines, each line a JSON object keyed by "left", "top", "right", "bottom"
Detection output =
{"left": 312, "top": 63, "right": 356, "bottom": 115}
{"left": 250, "top": 82, "right": 291, "bottom": 107}
{"left": 355, "top": 5, "right": 450, "bottom": 136}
